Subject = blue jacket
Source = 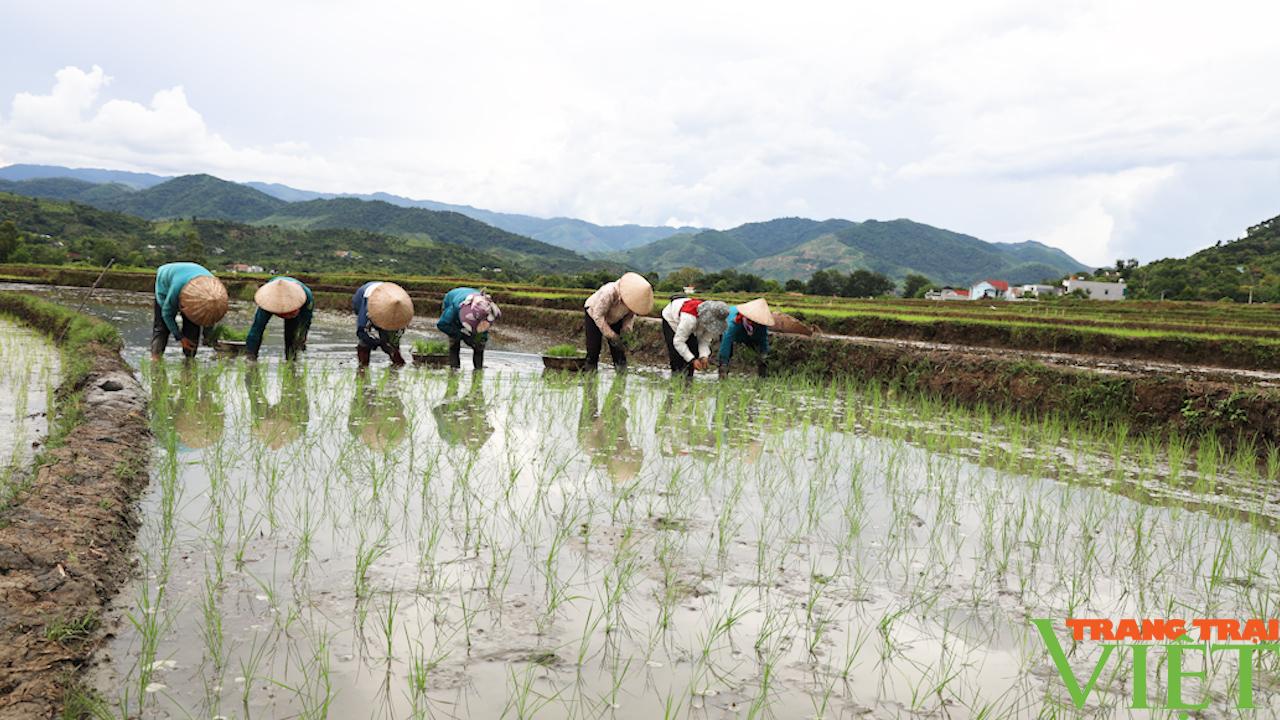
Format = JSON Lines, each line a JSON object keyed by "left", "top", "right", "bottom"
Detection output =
{"left": 155, "top": 262, "right": 213, "bottom": 337}
{"left": 352, "top": 281, "right": 401, "bottom": 349}
{"left": 436, "top": 287, "right": 489, "bottom": 343}
{"left": 246, "top": 277, "right": 314, "bottom": 355}
{"left": 718, "top": 306, "right": 769, "bottom": 364}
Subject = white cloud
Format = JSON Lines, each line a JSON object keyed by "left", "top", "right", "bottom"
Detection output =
{"left": 2, "top": 0, "right": 1279, "bottom": 267}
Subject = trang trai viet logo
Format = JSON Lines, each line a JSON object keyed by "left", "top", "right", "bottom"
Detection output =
{"left": 1033, "top": 618, "right": 1280, "bottom": 712}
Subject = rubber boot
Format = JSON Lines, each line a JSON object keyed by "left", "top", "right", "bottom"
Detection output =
{"left": 718, "top": 364, "right": 730, "bottom": 379}
{"left": 472, "top": 342, "right": 485, "bottom": 370}
{"left": 357, "top": 345, "right": 372, "bottom": 367}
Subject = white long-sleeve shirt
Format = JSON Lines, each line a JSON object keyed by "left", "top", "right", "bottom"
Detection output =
{"left": 661, "top": 298, "right": 715, "bottom": 362}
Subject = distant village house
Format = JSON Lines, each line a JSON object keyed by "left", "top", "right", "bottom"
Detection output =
{"left": 1062, "top": 277, "right": 1126, "bottom": 300}
{"left": 925, "top": 287, "right": 970, "bottom": 301}
{"left": 969, "top": 279, "right": 1011, "bottom": 300}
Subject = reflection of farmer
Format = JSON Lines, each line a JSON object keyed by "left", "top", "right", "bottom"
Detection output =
{"left": 660, "top": 296, "right": 729, "bottom": 378}
{"left": 347, "top": 371, "right": 407, "bottom": 451}
{"left": 718, "top": 299, "right": 775, "bottom": 379}
{"left": 657, "top": 381, "right": 718, "bottom": 460}
{"left": 151, "top": 262, "right": 229, "bottom": 360}
{"left": 436, "top": 287, "right": 501, "bottom": 370}
{"left": 431, "top": 371, "right": 494, "bottom": 448}
{"left": 172, "top": 362, "right": 225, "bottom": 449}
{"left": 578, "top": 374, "right": 642, "bottom": 481}
{"left": 714, "top": 391, "right": 764, "bottom": 464}
{"left": 246, "top": 277, "right": 314, "bottom": 362}
{"left": 353, "top": 281, "right": 413, "bottom": 367}
{"left": 245, "top": 363, "right": 309, "bottom": 450}
{"left": 583, "top": 272, "right": 653, "bottom": 372}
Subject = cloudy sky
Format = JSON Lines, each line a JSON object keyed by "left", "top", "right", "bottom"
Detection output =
{"left": 2, "top": 0, "right": 1278, "bottom": 265}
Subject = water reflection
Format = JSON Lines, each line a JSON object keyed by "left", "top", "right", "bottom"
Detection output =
{"left": 578, "top": 374, "right": 642, "bottom": 482}
{"left": 656, "top": 379, "right": 719, "bottom": 460}
{"left": 167, "top": 362, "right": 226, "bottom": 450}
{"left": 431, "top": 370, "right": 494, "bottom": 448}
{"left": 347, "top": 370, "right": 407, "bottom": 451}
{"left": 245, "top": 363, "right": 309, "bottom": 450}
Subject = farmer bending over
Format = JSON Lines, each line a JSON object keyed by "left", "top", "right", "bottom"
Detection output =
{"left": 246, "top": 276, "right": 314, "bottom": 362}
{"left": 718, "top": 298, "right": 774, "bottom": 379}
{"left": 583, "top": 272, "right": 653, "bottom": 372}
{"left": 353, "top": 281, "right": 413, "bottom": 367}
{"left": 660, "top": 295, "right": 729, "bottom": 377}
{"left": 436, "top": 287, "right": 501, "bottom": 369}
{"left": 151, "top": 261, "right": 229, "bottom": 360}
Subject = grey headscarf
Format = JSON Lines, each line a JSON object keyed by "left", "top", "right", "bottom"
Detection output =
{"left": 696, "top": 300, "right": 730, "bottom": 339}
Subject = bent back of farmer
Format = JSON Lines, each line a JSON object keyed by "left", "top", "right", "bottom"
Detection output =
{"left": 246, "top": 276, "right": 314, "bottom": 361}
{"left": 661, "top": 296, "right": 729, "bottom": 377}
{"left": 436, "top": 287, "right": 501, "bottom": 369}
{"left": 718, "top": 298, "right": 775, "bottom": 378}
{"left": 152, "top": 262, "right": 229, "bottom": 360}
{"left": 583, "top": 272, "right": 653, "bottom": 372}
{"left": 353, "top": 281, "right": 414, "bottom": 367}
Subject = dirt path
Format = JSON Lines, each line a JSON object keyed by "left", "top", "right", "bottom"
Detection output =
{"left": 0, "top": 344, "right": 150, "bottom": 718}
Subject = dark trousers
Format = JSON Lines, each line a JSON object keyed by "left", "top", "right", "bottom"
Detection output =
{"left": 448, "top": 335, "right": 486, "bottom": 369}
{"left": 151, "top": 300, "right": 201, "bottom": 357}
{"left": 661, "top": 322, "right": 693, "bottom": 377}
{"left": 584, "top": 310, "right": 627, "bottom": 370}
{"left": 281, "top": 316, "right": 306, "bottom": 361}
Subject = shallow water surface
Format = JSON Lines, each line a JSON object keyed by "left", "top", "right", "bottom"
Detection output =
{"left": 0, "top": 317, "right": 58, "bottom": 499}
{"left": 76, "top": 355, "right": 1280, "bottom": 719}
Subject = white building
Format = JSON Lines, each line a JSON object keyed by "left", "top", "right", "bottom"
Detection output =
{"left": 925, "top": 287, "right": 971, "bottom": 301}
{"left": 1062, "top": 278, "right": 1126, "bottom": 301}
{"left": 1017, "top": 284, "right": 1060, "bottom": 299}
{"left": 969, "top": 279, "right": 1012, "bottom": 300}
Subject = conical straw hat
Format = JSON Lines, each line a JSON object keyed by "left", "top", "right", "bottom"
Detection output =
{"left": 179, "top": 275, "right": 229, "bottom": 326}
{"left": 617, "top": 272, "right": 654, "bottom": 315}
{"left": 255, "top": 278, "right": 307, "bottom": 315}
{"left": 367, "top": 282, "right": 414, "bottom": 330}
{"left": 737, "top": 298, "right": 774, "bottom": 327}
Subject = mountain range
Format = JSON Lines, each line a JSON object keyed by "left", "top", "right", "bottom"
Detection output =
{"left": 609, "top": 218, "right": 1087, "bottom": 285}
{"left": 0, "top": 163, "right": 1091, "bottom": 285}
{"left": 0, "top": 164, "right": 691, "bottom": 253}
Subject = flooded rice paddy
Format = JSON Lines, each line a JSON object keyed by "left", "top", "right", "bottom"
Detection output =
{"left": 7, "top": 285, "right": 1280, "bottom": 718}
{"left": 0, "top": 317, "right": 59, "bottom": 502}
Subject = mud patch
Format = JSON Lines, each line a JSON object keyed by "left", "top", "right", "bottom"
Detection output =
{"left": 0, "top": 343, "right": 149, "bottom": 719}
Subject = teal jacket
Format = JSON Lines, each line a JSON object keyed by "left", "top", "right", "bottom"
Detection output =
{"left": 718, "top": 306, "right": 769, "bottom": 365}
{"left": 155, "top": 262, "right": 213, "bottom": 337}
{"left": 436, "top": 287, "right": 489, "bottom": 343}
{"left": 245, "top": 277, "right": 314, "bottom": 355}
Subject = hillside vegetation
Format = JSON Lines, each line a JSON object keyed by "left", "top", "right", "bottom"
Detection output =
{"left": 0, "top": 192, "right": 531, "bottom": 276}
{"left": 1129, "top": 215, "right": 1280, "bottom": 302}
{"left": 0, "top": 164, "right": 694, "bottom": 253}
{"left": 0, "top": 175, "right": 600, "bottom": 273}
{"left": 612, "top": 217, "right": 1087, "bottom": 285}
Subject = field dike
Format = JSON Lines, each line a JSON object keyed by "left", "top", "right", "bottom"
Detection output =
{"left": 0, "top": 293, "right": 150, "bottom": 719}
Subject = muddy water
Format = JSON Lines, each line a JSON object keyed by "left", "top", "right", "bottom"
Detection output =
{"left": 7, "top": 285, "right": 1278, "bottom": 718}
{"left": 0, "top": 317, "right": 59, "bottom": 499}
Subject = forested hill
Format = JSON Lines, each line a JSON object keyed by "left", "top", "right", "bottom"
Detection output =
{"left": 0, "top": 174, "right": 599, "bottom": 273}
{"left": 0, "top": 164, "right": 695, "bottom": 253}
{"left": 611, "top": 217, "right": 1088, "bottom": 286}
{"left": 0, "top": 192, "right": 569, "bottom": 277}
{"left": 1128, "top": 215, "right": 1280, "bottom": 301}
